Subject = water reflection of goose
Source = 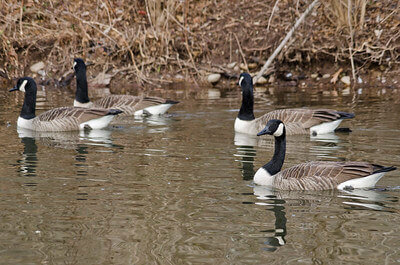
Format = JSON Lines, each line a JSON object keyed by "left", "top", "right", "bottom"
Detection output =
{"left": 17, "top": 128, "right": 116, "bottom": 149}
{"left": 254, "top": 119, "right": 396, "bottom": 190}
{"left": 234, "top": 144, "right": 256, "bottom": 181}
{"left": 18, "top": 136, "right": 38, "bottom": 178}
{"left": 112, "top": 115, "right": 177, "bottom": 134}
{"left": 252, "top": 186, "right": 287, "bottom": 251}
{"left": 339, "top": 188, "right": 398, "bottom": 211}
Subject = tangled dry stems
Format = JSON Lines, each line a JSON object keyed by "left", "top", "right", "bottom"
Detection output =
{"left": 0, "top": 0, "right": 399, "bottom": 86}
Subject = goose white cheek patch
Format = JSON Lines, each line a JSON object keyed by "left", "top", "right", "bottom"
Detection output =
{"left": 73, "top": 61, "right": 77, "bottom": 68}
{"left": 238, "top": 76, "right": 244, "bottom": 86}
{"left": 273, "top": 123, "right": 284, "bottom": 137}
{"left": 19, "top": 80, "right": 28, "bottom": 93}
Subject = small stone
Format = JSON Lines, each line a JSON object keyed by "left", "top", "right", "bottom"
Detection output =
{"left": 268, "top": 75, "right": 275, "bottom": 83}
{"left": 233, "top": 65, "right": 240, "bottom": 72}
{"left": 207, "top": 73, "right": 221, "bottom": 84}
{"left": 342, "top": 87, "right": 351, "bottom": 95}
{"left": 37, "top": 70, "right": 45, "bottom": 77}
{"left": 239, "top": 63, "right": 247, "bottom": 70}
{"left": 227, "top": 62, "right": 237, "bottom": 69}
{"left": 248, "top": 63, "right": 258, "bottom": 70}
{"left": 255, "top": 87, "right": 267, "bottom": 93}
{"left": 311, "top": 73, "right": 318, "bottom": 79}
{"left": 208, "top": 88, "right": 221, "bottom": 99}
{"left": 30, "top": 61, "right": 45, "bottom": 73}
{"left": 255, "top": 76, "right": 268, "bottom": 84}
{"left": 340, "top": 76, "right": 351, "bottom": 86}
{"left": 322, "top": 73, "right": 330, "bottom": 79}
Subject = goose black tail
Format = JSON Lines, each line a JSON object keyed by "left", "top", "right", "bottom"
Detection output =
{"left": 337, "top": 111, "right": 355, "bottom": 120}
{"left": 373, "top": 165, "right": 397, "bottom": 174}
{"left": 107, "top": 109, "right": 123, "bottom": 116}
{"left": 334, "top": 127, "right": 352, "bottom": 133}
{"left": 165, "top": 99, "right": 179, "bottom": 105}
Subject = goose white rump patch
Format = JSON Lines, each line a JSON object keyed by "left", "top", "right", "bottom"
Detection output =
{"left": 134, "top": 103, "right": 174, "bottom": 116}
{"left": 310, "top": 120, "right": 342, "bottom": 135}
{"left": 337, "top": 172, "right": 385, "bottom": 190}
{"left": 79, "top": 115, "right": 115, "bottom": 130}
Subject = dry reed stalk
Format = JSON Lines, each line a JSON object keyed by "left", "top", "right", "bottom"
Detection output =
{"left": 325, "top": 0, "right": 367, "bottom": 31}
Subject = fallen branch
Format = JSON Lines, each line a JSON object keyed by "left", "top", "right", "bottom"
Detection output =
{"left": 254, "top": 0, "right": 320, "bottom": 83}
{"left": 347, "top": 0, "right": 356, "bottom": 84}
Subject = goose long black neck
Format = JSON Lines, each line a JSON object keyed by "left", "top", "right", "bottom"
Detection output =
{"left": 238, "top": 83, "right": 255, "bottom": 121}
{"left": 75, "top": 67, "right": 90, "bottom": 103}
{"left": 20, "top": 81, "right": 36, "bottom": 119}
{"left": 262, "top": 131, "right": 286, "bottom": 175}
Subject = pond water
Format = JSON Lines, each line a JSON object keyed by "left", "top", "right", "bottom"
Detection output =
{"left": 0, "top": 82, "right": 399, "bottom": 264}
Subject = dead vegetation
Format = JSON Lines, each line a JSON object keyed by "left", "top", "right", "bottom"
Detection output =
{"left": 0, "top": 0, "right": 399, "bottom": 87}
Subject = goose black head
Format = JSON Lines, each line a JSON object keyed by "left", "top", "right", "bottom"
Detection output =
{"left": 238, "top": 73, "right": 253, "bottom": 90}
{"left": 73, "top": 58, "right": 86, "bottom": 72}
{"left": 257, "top": 119, "right": 285, "bottom": 137}
{"left": 9, "top": 77, "right": 36, "bottom": 93}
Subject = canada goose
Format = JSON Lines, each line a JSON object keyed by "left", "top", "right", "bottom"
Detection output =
{"left": 10, "top": 77, "right": 122, "bottom": 131}
{"left": 254, "top": 119, "right": 396, "bottom": 190}
{"left": 236, "top": 73, "right": 355, "bottom": 135}
{"left": 73, "top": 58, "right": 179, "bottom": 115}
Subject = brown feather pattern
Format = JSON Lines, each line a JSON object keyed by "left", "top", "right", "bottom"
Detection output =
{"left": 273, "top": 161, "right": 379, "bottom": 190}
{"left": 32, "top": 107, "right": 113, "bottom": 131}
{"left": 252, "top": 108, "right": 345, "bottom": 135}
{"left": 93, "top": 95, "right": 169, "bottom": 116}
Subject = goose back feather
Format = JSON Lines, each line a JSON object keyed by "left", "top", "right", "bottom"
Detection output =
{"left": 270, "top": 161, "right": 391, "bottom": 190}
{"left": 30, "top": 107, "right": 121, "bottom": 131}
{"left": 251, "top": 108, "right": 354, "bottom": 135}
{"left": 92, "top": 95, "right": 177, "bottom": 116}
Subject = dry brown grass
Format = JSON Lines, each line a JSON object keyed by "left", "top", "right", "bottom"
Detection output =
{"left": 0, "top": 0, "right": 185, "bottom": 84}
{"left": 0, "top": 0, "right": 399, "bottom": 86}
{"left": 324, "top": 0, "right": 367, "bottom": 31}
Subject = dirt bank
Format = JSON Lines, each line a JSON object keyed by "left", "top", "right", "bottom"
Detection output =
{"left": 1, "top": 1, "right": 399, "bottom": 89}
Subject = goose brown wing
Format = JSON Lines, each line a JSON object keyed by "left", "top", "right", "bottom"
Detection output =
{"left": 94, "top": 95, "right": 167, "bottom": 115}
{"left": 33, "top": 107, "right": 112, "bottom": 131}
{"left": 37, "top": 107, "right": 110, "bottom": 121}
{"left": 254, "top": 108, "right": 346, "bottom": 135}
{"left": 274, "top": 161, "right": 376, "bottom": 190}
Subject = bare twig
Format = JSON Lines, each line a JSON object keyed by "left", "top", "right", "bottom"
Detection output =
{"left": 234, "top": 33, "right": 248, "bottom": 71}
{"left": 267, "top": 0, "right": 280, "bottom": 31}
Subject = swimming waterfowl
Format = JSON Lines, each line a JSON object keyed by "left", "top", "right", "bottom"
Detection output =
{"left": 254, "top": 119, "right": 396, "bottom": 190}
{"left": 73, "top": 58, "right": 179, "bottom": 115}
{"left": 235, "top": 73, "right": 355, "bottom": 135}
{"left": 10, "top": 77, "right": 122, "bottom": 131}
